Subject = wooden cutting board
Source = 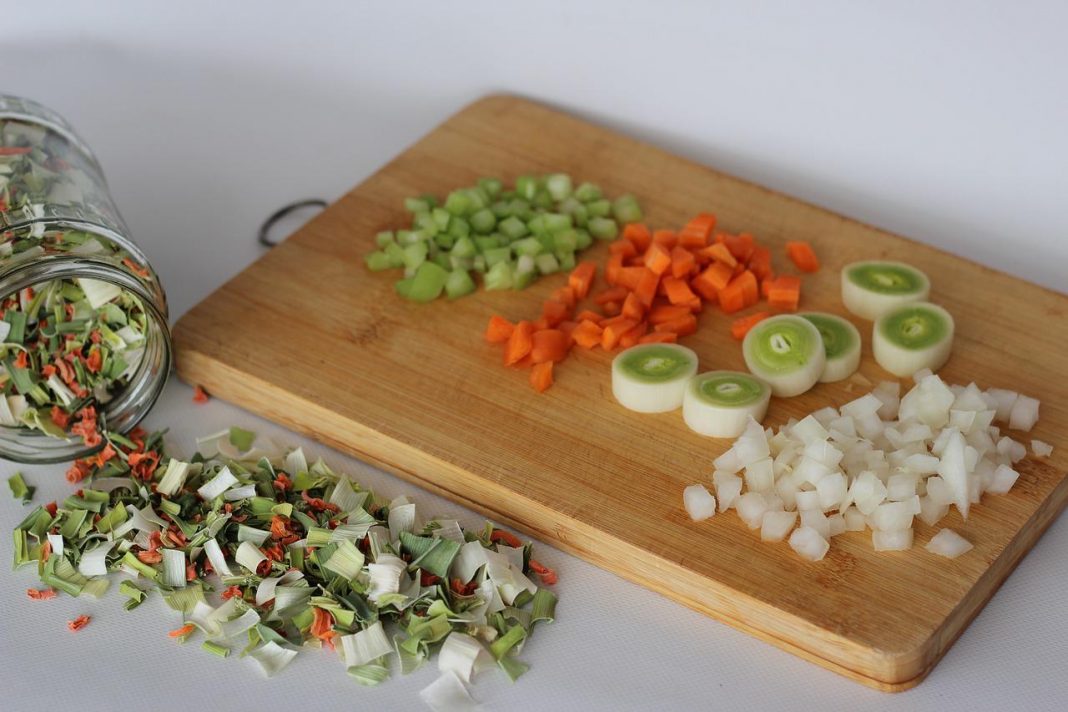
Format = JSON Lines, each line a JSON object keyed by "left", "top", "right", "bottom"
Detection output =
{"left": 173, "top": 95, "right": 1068, "bottom": 691}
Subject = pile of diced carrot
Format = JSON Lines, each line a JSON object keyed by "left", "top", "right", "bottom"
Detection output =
{"left": 484, "top": 213, "right": 820, "bottom": 392}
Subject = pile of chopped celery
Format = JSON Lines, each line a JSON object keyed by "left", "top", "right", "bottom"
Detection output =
{"left": 364, "top": 174, "right": 643, "bottom": 302}
{"left": 13, "top": 426, "right": 557, "bottom": 700}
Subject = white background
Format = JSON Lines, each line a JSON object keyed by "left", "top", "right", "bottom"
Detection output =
{"left": 2, "top": 1, "right": 1066, "bottom": 710}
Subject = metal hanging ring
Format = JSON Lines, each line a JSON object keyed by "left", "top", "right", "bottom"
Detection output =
{"left": 257, "top": 199, "right": 328, "bottom": 248}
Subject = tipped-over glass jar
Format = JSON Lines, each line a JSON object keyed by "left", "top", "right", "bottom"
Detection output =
{"left": 0, "top": 94, "right": 171, "bottom": 463}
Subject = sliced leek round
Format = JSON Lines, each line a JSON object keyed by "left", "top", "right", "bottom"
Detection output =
{"left": 800, "top": 312, "right": 862, "bottom": 383}
{"left": 841, "top": 261, "right": 929, "bottom": 320}
{"left": 611, "top": 343, "right": 698, "bottom": 413}
{"left": 873, "top": 301, "right": 954, "bottom": 377}
{"left": 742, "top": 315, "right": 825, "bottom": 397}
{"left": 683, "top": 371, "right": 771, "bottom": 438}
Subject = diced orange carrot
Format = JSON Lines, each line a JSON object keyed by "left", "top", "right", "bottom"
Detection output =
{"left": 761, "top": 277, "right": 775, "bottom": 298}
{"left": 530, "top": 361, "right": 554, "bottom": 392}
{"left": 662, "top": 277, "right": 698, "bottom": 306}
{"left": 622, "top": 223, "right": 652, "bottom": 251}
{"left": 652, "top": 229, "right": 677, "bottom": 249}
{"left": 639, "top": 331, "right": 678, "bottom": 344}
{"left": 484, "top": 315, "right": 515, "bottom": 343}
{"left": 699, "top": 242, "right": 737, "bottom": 268}
{"left": 512, "top": 353, "right": 534, "bottom": 369}
{"left": 169, "top": 623, "right": 196, "bottom": 638}
{"left": 643, "top": 242, "right": 672, "bottom": 276}
{"left": 616, "top": 267, "right": 647, "bottom": 290}
{"left": 571, "top": 320, "right": 604, "bottom": 349}
{"left": 575, "top": 309, "right": 604, "bottom": 324}
{"left": 748, "top": 246, "right": 773, "bottom": 279}
{"left": 624, "top": 256, "right": 646, "bottom": 268}
{"left": 677, "top": 213, "right": 717, "bottom": 248}
{"left": 532, "top": 317, "right": 549, "bottom": 330}
{"left": 621, "top": 292, "right": 645, "bottom": 320}
{"left": 724, "top": 232, "right": 755, "bottom": 262}
{"left": 593, "top": 286, "right": 629, "bottom": 305}
{"left": 785, "top": 241, "right": 819, "bottom": 272}
{"left": 720, "top": 271, "right": 759, "bottom": 314}
{"left": 653, "top": 314, "right": 698, "bottom": 337}
{"left": 691, "top": 275, "right": 718, "bottom": 303}
{"left": 768, "top": 275, "right": 802, "bottom": 311}
{"left": 609, "top": 239, "right": 639, "bottom": 258}
{"left": 542, "top": 299, "right": 570, "bottom": 327}
{"left": 634, "top": 268, "right": 660, "bottom": 308}
{"left": 602, "top": 301, "right": 622, "bottom": 316}
{"left": 697, "top": 261, "right": 733, "bottom": 292}
{"left": 557, "top": 320, "right": 578, "bottom": 341}
{"left": 618, "top": 320, "right": 649, "bottom": 348}
{"left": 670, "top": 245, "right": 696, "bottom": 279}
{"left": 530, "top": 329, "right": 570, "bottom": 364}
{"left": 504, "top": 320, "right": 534, "bottom": 365}
{"left": 648, "top": 304, "right": 693, "bottom": 325}
{"left": 730, "top": 311, "right": 771, "bottom": 340}
{"left": 605, "top": 253, "right": 624, "bottom": 284}
{"left": 601, "top": 318, "right": 639, "bottom": 350}
{"left": 551, "top": 286, "right": 577, "bottom": 309}
{"left": 568, "top": 261, "right": 597, "bottom": 299}
{"left": 738, "top": 270, "right": 759, "bottom": 306}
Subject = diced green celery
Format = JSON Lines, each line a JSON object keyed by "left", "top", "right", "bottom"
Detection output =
{"left": 396, "top": 230, "right": 420, "bottom": 246}
{"left": 508, "top": 198, "right": 534, "bottom": 221}
{"left": 474, "top": 236, "right": 499, "bottom": 253}
{"left": 451, "top": 236, "right": 476, "bottom": 258}
{"left": 536, "top": 233, "right": 556, "bottom": 252}
{"left": 558, "top": 197, "right": 588, "bottom": 227}
{"left": 515, "top": 253, "right": 536, "bottom": 274}
{"left": 444, "top": 270, "right": 476, "bottom": 300}
{"left": 511, "top": 237, "right": 543, "bottom": 257}
{"left": 449, "top": 254, "right": 474, "bottom": 271}
{"left": 413, "top": 211, "right": 438, "bottom": 235}
{"left": 431, "top": 253, "right": 451, "bottom": 270}
{"left": 472, "top": 255, "right": 487, "bottom": 273}
{"left": 444, "top": 190, "right": 474, "bottom": 216}
{"left": 546, "top": 173, "right": 573, "bottom": 201}
{"left": 407, "top": 262, "right": 449, "bottom": 302}
{"left": 383, "top": 242, "right": 405, "bottom": 267}
{"left": 552, "top": 229, "right": 578, "bottom": 253}
{"left": 515, "top": 175, "right": 539, "bottom": 200}
{"left": 557, "top": 251, "right": 576, "bottom": 271}
{"left": 574, "top": 182, "right": 602, "bottom": 202}
{"left": 514, "top": 269, "right": 537, "bottom": 290}
{"left": 491, "top": 200, "right": 511, "bottom": 219}
{"left": 364, "top": 251, "right": 394, "bottom": 272}
{"left": 534, "top": 253, "right": 560, "bottom": 275}
{"left": 401, "top": 242, "right": 428, "bottom": 269}
{"left": 478, "top": 177, "right": 503, "bottom": 198}
{"left": 419, "top": 194, "right": 439, "bottom": 208}
{"left": 575, "top": 228, "right": 593, "bottom": 250}
{"left": 404, "top": 197, "right": 431, "bottom": 213}
{"left": 469, "top": 209, "right": 496, "bottom": 234}
{"left": 527, "top": 215, "right": 548, "bottom": 236}
{"left": 588, "top": 216, "right": 619, "bottom": 240}
{"left": 587, "top": 199, "right": 612, "bottom": 218}
{"left": 432, "top": 207, "right": 451, "bottom": 232}
{"left": 483, "top": 247, "right": 512, "bottom": 268}
{"left": 433, "top": 232, "right": 455, "bottom": 250}
{"left": 484, "top": 261, "right": 514, "bottom": 290}
{"left": 498, "top": 216, "right": 529, "bottom": 240}
{"left": 543, "top": 213, "right": 572, "bottom": 233}
{"left": 375, "top": 231, "right": 395, "bottom": 248}
{"left": 612, "top": 194, "right": 643, "bottom": 224}
{"left": 532, "top": 189, "right": 554, "bottom": 210}
{"left": 394, "top": 278, "right": 414, "bottom": 298}
{"left": 446, "top": 217, "right": 470, "bottom": 239}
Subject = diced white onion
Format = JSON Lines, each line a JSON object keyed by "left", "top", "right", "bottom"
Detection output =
{"left": 1008, "top": 395, "right": 1040, "bottom": 432}
{"left": 1031, "top": 440, "right": 1053, "bottom": 457}
{"left": 683, "top": 484, "right": 716, "bottom": 521}
{"left": 986, "top": 464, "right": 1019, "bottom": 495}
{"left": 872, "top": 529, "right": 913, "bottom": 551}
{"left": 760, "top": 511, "right": 797, "bottom": 542}
{"left": 735, "top": 492, "right": 768, "bottom": 529}
{"left": 925, "top": 529, "right": 973, "bottom": 558}
{"left": 789, "top": 526, "right": 829, "bottom": 561}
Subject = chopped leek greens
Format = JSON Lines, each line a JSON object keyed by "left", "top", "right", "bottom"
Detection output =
{"left": 12, "top": 425, "right": 557, "bottom": 695}
{"left": 7, "top": 471, "right": 33, "bottom": 502}
{"left": 367, "top": 174, "right": 642, "bottom": 301}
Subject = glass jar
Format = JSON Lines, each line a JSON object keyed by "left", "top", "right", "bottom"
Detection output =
{"left": 0, "top": 94, "right": 171, "bottom": 463}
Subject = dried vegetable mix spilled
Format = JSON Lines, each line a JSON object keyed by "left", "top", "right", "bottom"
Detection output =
{"left": 13, "top": 426, "right": 558, "bottom": 697}
{"left": 1, "top": 118, "right": 151, "bottom": 441}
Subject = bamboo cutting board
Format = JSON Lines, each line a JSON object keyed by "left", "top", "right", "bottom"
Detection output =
{"left": 172, "top": 95, "right": 1068, "bottom": 691}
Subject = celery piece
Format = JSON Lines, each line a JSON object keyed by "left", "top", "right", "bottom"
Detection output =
{"left": 478, "top": 177, "right": 503, "bottom": 198}
{"left": 394, "top": 278, "right": 414, "bottom": 298}
{"left": 383, "top": 241, "right": 405, "bottom": 267}
{"left": 444, "top": 270, "right": 476, "bottom": 300}
{"left": 483, "top": 247, "right": 512, "bottom": 269}
{"left": 202, "top": 641, "right": 230, "bottom": 658}
{"left": 588, "top": 217, "right": 619, "bottom": 240}
{"left": 473, "top": 235, "right": 499, "bottom": 253}
{"left": 526, "top": 215, "right": 548, "bottom": 237}
{"left": 404, "top": 197, "right": 431, "bottom": 213}
{"left": 574, "top": 182, "right": 602, "bottom": 202}
{"left": 491, "top": 200, "right": 511, "bottom": 219}
{"left": 433, "top": 232, "right": 454, "bottom": 251}
{"left": 451, "top": 235, "right": 476, "bottom": 259}
{"left": 546, "top": 173, "right": 573, "bottom": 201}
{"left": 558, "top": 251, "right": 576, "bottom": 271}
{"left": 364, "top": 251, "right": 394, "bottom": 272}
{"left": 535, "top": 233, "right": 556, "bottom": 253}
{"left": 532, "top": 189, "right": 554, "bottom": 210}
{"left": 431, "top": 208, "right": 451, "bottom": 232}
{"left": 514, "top": 269, "right": 536, "bottom": 290}
{"left": 469, "top": 209, "right": 496, "bottom": 234}
{"left": 484, "top": 261, "right": 514, "bottom": 291}
{"left": 472, "top": 255, "right": 487, "bottom": 273}
{"left": 498, "top": 216, "right": 528, "bottom": 240}
{"left": 587, "top": 199, "right": 612, "bottom": 218}
{"left": 449, "top": 255, "right": 474, "bottom": 272}
{"left": 534, "top": 253, "right": 560, "bottom": 275}
{"left": 443, "top": 190, "right": 474, "bottom": 217}
{"left": 401, "top": 243, "right": 428, "bottom": 270}
{"left": 446, "top": 216, "right": 470, "bottom": 240}
{"left": 559, "top": 198, "right": 588, "bottom": 228}
{"left": 407, "top": 262, "right": 449, "bottom": 303}
{"left": 553, "top": 229, "right": 578, "bottom": 253}
{"left": 396, "top": 229, "right": 420, "bottom": 246}
{"left": 413, "top": 211, "right": 437, "bottom": 235}
{"left": 375, "top": 231, "right": 395, "bottom": 248}
{"left": 613, "top": 194, "right": 644, "bottom": 224}
{"left": 515, "top": 255, "right": 536, "bottom": 276}
{"left": 575, "top": 229, "right": 593, "bottom": 250}
{"left": 431, "top": 253, "right": 451, "bottom": 271}
{"left": 515, "top": 175, "right": 539, "bottom": 200}
{"left": 8, "top": 472, "right": 33, "bottom": 503}
{"left": 507, "top": 198, "right": 534, "bottom": 222}
{"left": 511, "top": 237, "right": 543, "bottom": 257}
{"left": 543, "top": 213, "right": 572, "bottom": 233}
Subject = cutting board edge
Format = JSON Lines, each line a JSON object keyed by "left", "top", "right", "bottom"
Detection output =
{"left": 169, "top": 342, "right": 1059, "bottom": 691}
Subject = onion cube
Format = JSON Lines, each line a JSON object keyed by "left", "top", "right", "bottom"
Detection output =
{"left": 789, "top": 526, "right": 829, "bottom": 561}
{"left": 683, "top": 485, "right": 717, "bottom": 521}
{"left": 760, "top": 511, "right": 798, "bottom": 542}
{"left": 872, "top": 528, "right": 913, "bottom": 551}
{"left": 925, "top": 529, "right": 973, "bottom": 558}
{"left": 986, "top": 464, "right": 1019, "bottom": 495}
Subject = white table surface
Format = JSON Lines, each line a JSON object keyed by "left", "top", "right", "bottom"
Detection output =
{"left": 2, "top": 2, "right": 1066, "bottom": 710}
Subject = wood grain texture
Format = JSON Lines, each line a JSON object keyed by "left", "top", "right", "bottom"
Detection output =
{"left": 172, "top": 95, "right": 1068, "bottom": 691}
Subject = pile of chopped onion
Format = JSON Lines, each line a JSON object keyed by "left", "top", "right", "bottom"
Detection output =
{"left": 686, "top": 370, "right": 1043, "bottom": 561}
